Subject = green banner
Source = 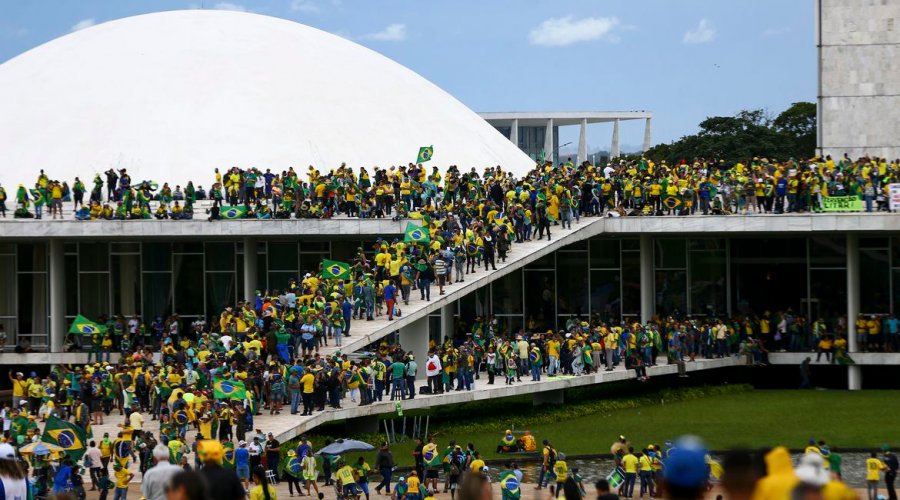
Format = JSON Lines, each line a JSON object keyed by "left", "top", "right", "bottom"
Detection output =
{"left": 822, "top": 196, "right": 862, "bottom": 212}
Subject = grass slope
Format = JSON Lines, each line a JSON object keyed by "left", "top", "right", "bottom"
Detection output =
{"left": 319, "top": 390, "right": 900, "bottom": 467}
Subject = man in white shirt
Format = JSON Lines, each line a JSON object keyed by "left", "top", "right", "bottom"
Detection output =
{"left": 141, "top": 445, "right": 182, "bottom": 500}
{"left": 85, "top": 441, "right": 104, "bottom": 490}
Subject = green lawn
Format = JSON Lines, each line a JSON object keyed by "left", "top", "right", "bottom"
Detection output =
{"left": 322, "top": 390, "right": 900, "bottom": 467}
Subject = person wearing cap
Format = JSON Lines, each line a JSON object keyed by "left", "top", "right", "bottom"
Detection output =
{"left": 235, "top": 440, "right": 251, "bottom": 491}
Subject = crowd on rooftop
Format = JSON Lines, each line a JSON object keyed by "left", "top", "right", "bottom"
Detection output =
{"left": 1, "top": 154, "right": 899, "bottom": 220}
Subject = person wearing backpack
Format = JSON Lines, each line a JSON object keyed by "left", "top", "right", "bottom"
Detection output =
{"left": 536, "top": 440, "right": 557, "bottom": 490}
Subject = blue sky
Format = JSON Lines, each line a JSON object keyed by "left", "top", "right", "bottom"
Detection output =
{"left": 0, "top": 0, "right": 815, "bottom": 152}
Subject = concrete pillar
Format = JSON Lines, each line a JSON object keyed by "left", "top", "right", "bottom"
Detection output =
{"left": 49, "top": 240, "right": 66, "bottom": 353}
{"left": 510, "top": 119, "right": 519, "bottom": 150}
{"left": 577, "top": 118, "right": 588, "bottom": 165}
{"left": 611, "top": 119, "right": 621, "bottom": 159}
{"left": 399, "top": 315, "right": 429, "bottom": 380}
{"left": 543, "top": 118, "right": 554, "bottom": 163}
{"left": 846, "top": 234, "right": 862, "bottom": 390}
{"left": 642, "top": 118, "right": 653, "bottom": 153}
{"left": 243, "top": 238, "right": 258, "bottom": 302}
{"left": 533, "top": 389, "right": 564, "bottom": 406}
{"left": 440, "top": 303, "right": 454, "bottom": 343}
{"left": 639, "top": 234, "right": 654, "bottom": 324}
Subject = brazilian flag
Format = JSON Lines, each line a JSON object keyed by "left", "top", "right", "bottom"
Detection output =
{"left": 69, "top": 315, "right": 107, "bottom": 335}
{"left": 41, "top": 416, "right": 88, "bottom": 460}
{"left": 213, "top": 378, "right": 247, "bottom": 400}
{"left": 220, "top": 205, "right": 248, "bottom": 219}
{"left": 416, "top": 146, "right": 433, "bottom": 164}
{"left": 662, "top": 196, "right": 682, "bottom": 210}
{"left": 283, "top": 455, "right": 302, "bottom": 478}
{"left": 423, "top": 443, "right": 441, "bottom": 467}
{"left": 404, "top": 222, "right": 430, "bottom": 244}
{"left": 529, "top": 349, "right": 543, "bottom": 366}
{"left": 223, "top": 441, "right": 236, "bottom": 469}
{"left": 499, "top": 470, "right": 521, "bottom": 500}
{"left": 113, "top": 438, "right": 132, "bottom": 468}
{"left": 322, "top": 259, "right": 351, "bottom": 280}
{"left": 173, "top": 410, "right": 190, "bottom": 426}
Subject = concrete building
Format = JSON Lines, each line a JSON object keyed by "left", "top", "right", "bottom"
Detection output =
{"left": 1, "top": 213, "right": 897, "bottom": 392}
{"left": 479, "top": 111, "right": 653, "bottom": 164}
{"left": 817, "top": 0, "right": 900, "bottom": 160}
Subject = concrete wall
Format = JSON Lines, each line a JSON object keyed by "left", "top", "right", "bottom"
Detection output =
{"left": 818, "top": 0, "right": 900, "bottom": 160}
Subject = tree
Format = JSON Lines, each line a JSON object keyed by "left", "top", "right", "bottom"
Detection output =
{"left": 773, "top": 102, "right": 817, "bottom": 158}
{"left": 645, "top": 102, "right": 817, "bottom": 165}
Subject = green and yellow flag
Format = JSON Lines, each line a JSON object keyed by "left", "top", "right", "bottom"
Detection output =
{"left": 69, "top": 315, "right": 106, "bottom": 335}
{"left": 213, "top": 378, "right": 247, "bottom": 400}
{"left": 322, "top": 259, "right": 352, "bottom": 280}
{"left": 223, "top": 441, "right": 236, "bottom": 468}
{"left": 404, "top": 222, "right": 430, "bottom": 244}
{"left": 416, "top": 146, "right": 434, "bottom": 164}
{"left": 42, "top": 416, "right": 88, "bottom": 460}
{"left": 220, "top": 205, "right": 248, "bottom": 220}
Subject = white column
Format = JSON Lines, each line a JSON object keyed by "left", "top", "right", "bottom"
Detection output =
{"left": 639, "top": 234, "right": 654, "bottom": 324}
{"left": 510, "top": 119, "right": 519, "bottom": 150}
{"left": 611, "top": 119, "right": 621, "bottom": 159}
{"left": 49, "top": 240, "right": 65, "bottom": 353}
{"left": 642, "top": 118, "right": 653, "bottom": 153}
{"left": 543, "top": 118, "right": 554, "bottom": 163}
{"left": 399, "top": 315, "right": 429, "bottom": 380}
{"left": 577, "top": 118, "right": 588, "bottom": 165}
{"left": 243, "top": 238, "right": 258, "bottom": 302}
{"left": 440, "top": 303, "right": 454, "bottom": 343}
{"left": 846, "top": 234, "right": 862, "bottom": 390}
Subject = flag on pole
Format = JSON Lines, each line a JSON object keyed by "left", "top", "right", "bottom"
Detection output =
{"left": 68, "top": 315, "right": 106, "bottom": 335}
{"left": 41, "top": 416, "right": 88, "bottom": 460}
{"left": 220, "top": 205, "right": 248, "bottom": 219}
{"left": 416, "top": 146, "right": 434, "bottom": 164}
{"left": 322, "top": 259, "right": 352, "bottom": 280}
{"left": 213, "top": 378, "right": 248, "bottom": 400}
{"left": 404, "top": 222, "right": 430, "bottom": 244}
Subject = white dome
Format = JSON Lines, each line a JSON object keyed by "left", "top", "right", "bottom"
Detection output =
{"left": 0, "top": 10, "right": 533, "bottom": 191}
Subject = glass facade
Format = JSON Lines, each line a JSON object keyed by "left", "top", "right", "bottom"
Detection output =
{"left": 4, "top": 233, "right": 900, "bottom": 351}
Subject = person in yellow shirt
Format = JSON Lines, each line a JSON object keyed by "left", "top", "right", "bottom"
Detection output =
{"left": 406, "top": 470, "right": 421, "bottom": 499}
{"left": 300, "top": 371, "right": 315, "bottom": 416}
{"left": 336, "top": 460, "right": 360, "bottom": 498}
{"left": 621, "top": 448, "right": 639, "bottom": 498}
{"left": 866, "top": 451, "right": 886, "bottom": 499}
{"left": 8, "top": 371, "right": 28, "bottom": 409}
{"left": 638, "top": 449, "right": 656, "bottom": 498}
{"left": 250, "top": 466, "right": 278, "bottom": 500}
{"left": 113, "top": 463, "right": 133, "bottom": 498}
{"left": 552, "top": 452, "right": 568, "bottom": 496}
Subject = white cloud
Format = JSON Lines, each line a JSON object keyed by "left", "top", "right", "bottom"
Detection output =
{"left": 683, "top": 18, "right": 716, "bottom": 44}
{"left": 213, "top": 2, "right": 249, "bottom": 12}
{"left": 71, "top": 18, "right": 95, "bottom": 32}
{"left": 528, "top": 16, "right": 621, "bottom": 47}
{"left": 362, "top": 23, "right": 407, "bottom": 42}
{"left": 290, "top": 0, "right": 320, "bottom": 12}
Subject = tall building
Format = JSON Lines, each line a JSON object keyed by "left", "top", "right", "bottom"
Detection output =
{"left": 817, "top": 0, "right": 900, "bottom": 160}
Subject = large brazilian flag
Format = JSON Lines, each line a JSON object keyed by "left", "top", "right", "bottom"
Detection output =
{"left": 41, "top": 416, "right": 88, "bottom": 460}
{"left": 223, "top": 441, "right": 236, "bottom": 469}
{"left": 322, "top": 259, "right": 351, "bottom": 280}
{"left": 404, "top": 222, "right": 430, "bottom": 244}
{"left": 220, "top": 205, "right": 248, "bottom": 219}
{"left": 499, "top": 470, "right": 521, "bottom": 499}
{"left": 423, "top": 443, "right": 441, "bottom": 467}
{"left": 69, "top": 315, "right": 107, "bottom": 335}
{"left": 213, "top": 378, "right": 248, "bottom": 400}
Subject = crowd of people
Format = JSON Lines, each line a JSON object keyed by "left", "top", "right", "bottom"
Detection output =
{"left": 1, "top": 154, "right": 899, "bottom": 220}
